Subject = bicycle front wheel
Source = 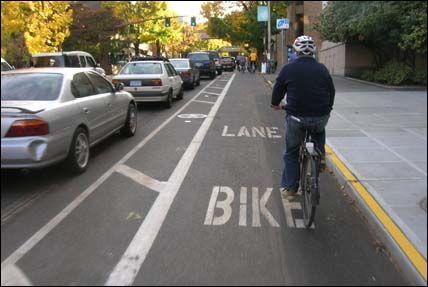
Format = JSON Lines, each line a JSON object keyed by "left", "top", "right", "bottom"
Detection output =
{"left": 301, "top": 154, "right": 319, "bottom": 229}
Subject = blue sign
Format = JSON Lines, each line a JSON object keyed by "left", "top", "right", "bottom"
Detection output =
{"left": 257, "top": 6, "right": 269, "bottom": 22}
{"left": 277, "top": 18, "right": 289, "bottom": 29}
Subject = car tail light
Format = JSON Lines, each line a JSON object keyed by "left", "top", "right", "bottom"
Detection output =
{"left": 180, "top": 72, "right": 191, "bottom": 77}
{"left": 209, "top": 62, "right": 215, "bottom": 67}
{"left": 150, "top": 79, "right": 162, "bottom": 86}
{"left": 6, "top": 120, "right": 49, "bottom": 137}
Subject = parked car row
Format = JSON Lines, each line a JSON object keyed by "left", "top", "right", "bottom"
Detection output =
{"left": 1, "top": 50, "right": 234, "bottom": 175}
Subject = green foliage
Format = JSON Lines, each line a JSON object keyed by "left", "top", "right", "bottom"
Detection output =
{"left": 202, "top": 1, "right": 288, "bottom": 52}
{"left": 361, "top": 70, "right": 375, "bottom": 82}
{"left": 411, "top": 69, "right": 427, "bottom": 85}
{"left": 62, "top": 3, "right": 122, "bottom": 60}
{"left": 1, "top": 1, "right": 72, "bottom": 66}
{"left": 372, "top": 62, "right": 413, "bottom": 85}
{"left": 317, "top": 1, "right": 427, "bottom": 68}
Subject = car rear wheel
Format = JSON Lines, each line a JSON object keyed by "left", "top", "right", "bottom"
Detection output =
{"left": 177, "top": 86, "right": 184, "bottom": 100}
{"left": 164, "top": 90, "right": 173, "bottom": 108}
{"left": 190, "top": 77, "right": 196, "bottom": 89}
{"left": 120, "top": 103, "right": 137, "bottom": 137}
{"left": 65, "top": 127, "right": 89, "bottom": 174}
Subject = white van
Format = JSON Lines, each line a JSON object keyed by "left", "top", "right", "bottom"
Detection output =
{"left": 30, "top": 51, "right": 106, "bottom": 76}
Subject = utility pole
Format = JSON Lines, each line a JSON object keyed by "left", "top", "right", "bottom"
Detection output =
{"left": 267, "top": 1, "right": 271, "bottom": 61}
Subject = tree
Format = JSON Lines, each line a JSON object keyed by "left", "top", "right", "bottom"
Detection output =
{"left": 62, "top": 2, "right": 123, "bottom": 74}
{"left": 1, "top": 1, "right": 29, "bottom": 66}
{"left": 24, "top": 1, "right": 73, "bottom": 54}
{"left": 1, "top": 1, "right": 73, "bottom": 67}
{"left": 201, "top": 1, "right": 288, "bottom": 53}
{"left": 316, "top": 1, "right": 427, "bottom": 69}
{"left": 103, "top": 1, "right": 175, "bottom": 57}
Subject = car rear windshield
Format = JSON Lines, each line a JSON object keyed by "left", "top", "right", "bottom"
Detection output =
{"left": 188, "top": 54, "right": 209, "bottom": 61}
{"left": 1, "top": 73, "right": 63, "bottom": 101}
{"left": 31, "top": 56, "right": 65, "bottom": 67}
{"left": 120, "top": 63, "right": 163, "bottom": 75}
{"left": 170, "top": 60, "right": 189, "bottom": 69}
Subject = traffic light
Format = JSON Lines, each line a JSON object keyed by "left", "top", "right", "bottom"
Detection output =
{"left": 165, "top": 17, "right": 171, "bottom": 27}
{"left": 191, "top": 16, "right": 196, "bottom": 27}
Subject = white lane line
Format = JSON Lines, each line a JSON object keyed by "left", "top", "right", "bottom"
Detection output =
{"left": 203, "top": 92, "right": 221, "bottom": 96}
{"left": 116, "top": 164, "right": 167, "bottom": 193}
{"left": 1, "top": 264, "right": 32, "bottom": 286}
{"left": 105, "top": 73, "right": 236, "bottom": 286}
{"left": 193, "top": 100, "right": 215, "bottom": 105}
{"left": 1, "top": 78, "right": 218, "bottom": 271}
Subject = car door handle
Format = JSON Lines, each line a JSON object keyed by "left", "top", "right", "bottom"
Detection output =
{"left": 83, "top": 108, "right": 90, "bottom": 114}
{"left": 108, "top": 103, "right": 112, "bottom": 108}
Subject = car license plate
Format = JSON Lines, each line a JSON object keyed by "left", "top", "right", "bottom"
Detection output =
{"left": 130, "top": 81, "right": 141, "bottom": 87}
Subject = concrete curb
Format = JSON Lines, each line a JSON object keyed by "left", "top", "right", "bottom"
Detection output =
{"left": 260, "top": 73, "right": 427, "bottom": 286}
{"left": 343, "top": 77, "right": 427, "bottom": 91}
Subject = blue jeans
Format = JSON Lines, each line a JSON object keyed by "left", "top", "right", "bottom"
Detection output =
{"left": 281, "top": 114, "right": 330, "bottom": 192}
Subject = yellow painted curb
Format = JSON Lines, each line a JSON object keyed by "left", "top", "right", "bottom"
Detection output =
{"left": 326, "top": 145, "right": 427, "bottom": 282}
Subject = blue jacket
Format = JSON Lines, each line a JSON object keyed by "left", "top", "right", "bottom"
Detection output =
{"left": 271, "top": 56, "right": 335, "bottom": 117}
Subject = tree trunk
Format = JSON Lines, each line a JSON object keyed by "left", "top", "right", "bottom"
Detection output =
{"left": 156, "top": 40, "right": 161, "bottom": 57}
{"left": 134, "top": 42, "right": 140, "bottom": 57}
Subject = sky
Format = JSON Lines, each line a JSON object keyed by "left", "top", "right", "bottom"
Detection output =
{"left": 168, "top": 1, "right": 206, "bottom": 21}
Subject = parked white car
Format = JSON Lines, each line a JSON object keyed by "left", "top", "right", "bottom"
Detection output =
{"left": 1, "top": 68, "right": 137, "bottom": 174}
{"left": 112, "top": 57, "right": 184, "bottom": 108}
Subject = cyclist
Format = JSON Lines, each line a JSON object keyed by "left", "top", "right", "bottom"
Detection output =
{"left": 250, "top": 50, "right": 257, "bottom": 73}
{"left": 271, "top": 35, "right": 335, "bottom": 199}
{"left": 237, "top": 53, "right": 246, "bottom": 73}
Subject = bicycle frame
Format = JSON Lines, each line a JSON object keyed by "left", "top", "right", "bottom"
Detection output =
{"left": 299, "top": 129, "right": 322, "bottom": 206}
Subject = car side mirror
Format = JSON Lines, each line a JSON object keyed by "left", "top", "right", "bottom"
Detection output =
{"left": 96, "top": 63, "right": 101, "bottom": 68}
{"left": 114, "top": 82, "right": 125, "bottom": 92}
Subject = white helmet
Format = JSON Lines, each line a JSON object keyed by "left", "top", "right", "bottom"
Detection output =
{"left": 293, "top": 35, "right": 316, "bottom": 55}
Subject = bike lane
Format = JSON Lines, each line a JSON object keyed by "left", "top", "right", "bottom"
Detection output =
{"left": 130, "top": 73, "right": 408, "bottom": 285}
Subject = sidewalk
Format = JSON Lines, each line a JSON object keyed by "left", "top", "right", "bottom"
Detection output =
{"left": 261, "top": 72, "right": 427, "bottom": 285}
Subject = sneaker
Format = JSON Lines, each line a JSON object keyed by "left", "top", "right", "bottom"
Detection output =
{"left": 281, "top": 188, "right": 297, "bottom": 199}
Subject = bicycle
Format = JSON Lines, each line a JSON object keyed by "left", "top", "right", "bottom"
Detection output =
{"left": 240, "top": 62, "right": 246, "bottom": 73}
{"left": 298, "top": 124, "right": 322, "bottom": 229}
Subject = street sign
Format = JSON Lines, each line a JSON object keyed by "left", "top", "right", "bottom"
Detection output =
{"left": 257, "top": 6, "right": 269, "bottom": 22}
{"left": 277, "top": 18, "right": 289, "bottom": 29}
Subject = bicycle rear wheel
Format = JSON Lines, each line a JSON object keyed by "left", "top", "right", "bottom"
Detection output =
{"left": 301, "top": 154, "right": 319, "bottom": 229}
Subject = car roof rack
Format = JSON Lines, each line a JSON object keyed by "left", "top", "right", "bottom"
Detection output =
{"left": 131, "top": 56, "right": 169, "bottom": 62}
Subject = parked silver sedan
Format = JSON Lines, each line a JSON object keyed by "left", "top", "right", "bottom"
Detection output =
{"left": 1, "top": 68, "right": 137, "bottom": 174}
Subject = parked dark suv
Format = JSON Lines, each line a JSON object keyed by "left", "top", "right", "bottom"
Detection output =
{"left": 186, "top": 52, "right": 216, "bottom": 79}
{"left": 203, "top": 50, "right": 223, "bottom": 75}
{"left": 30, "top": 51, "right": 106, "bottom": 76}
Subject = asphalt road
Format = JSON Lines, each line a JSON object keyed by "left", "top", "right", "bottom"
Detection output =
{"left": 1, "top": 71, "right": 409, "bottom": 286}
